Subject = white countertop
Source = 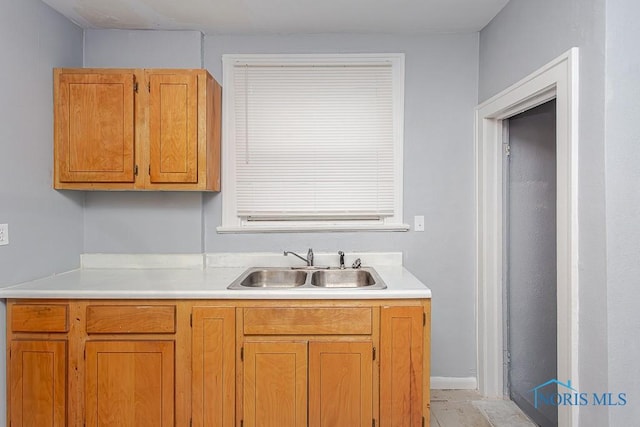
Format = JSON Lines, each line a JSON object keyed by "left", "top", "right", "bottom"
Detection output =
{"left": 0, "top": 253, "right": 431, "bottom": 300}
{"left": 0, "top": 266, "right": 430, "bottom": 299}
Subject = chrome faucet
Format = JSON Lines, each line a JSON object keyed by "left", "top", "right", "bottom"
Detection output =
{"left": 283, "top": 248, "right": 314, "bottom": 266}
{"left": 338, "top": 251, "right": 345, "bottom": 269}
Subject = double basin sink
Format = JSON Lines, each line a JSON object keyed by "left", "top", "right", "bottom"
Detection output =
{"left": 227, "top": 267, "right": 387, "bottom": 290}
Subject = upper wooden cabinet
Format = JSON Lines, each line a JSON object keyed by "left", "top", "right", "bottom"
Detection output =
{"left": 53, "top": 68, "right": 221, "bottom": 191}
{"left": 55, "top": 71, "right": 135, "bottom": 184}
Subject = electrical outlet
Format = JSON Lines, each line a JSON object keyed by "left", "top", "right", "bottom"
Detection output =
{"left": 414, "top": 216, "right": 425, "bottom": 232}
{"left": 0, "top": 223, "right": 8, "bottom": 246}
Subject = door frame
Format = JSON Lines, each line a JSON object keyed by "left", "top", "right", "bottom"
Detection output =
{"left": 475, "top": 48, "right": 579, "bottom": 427}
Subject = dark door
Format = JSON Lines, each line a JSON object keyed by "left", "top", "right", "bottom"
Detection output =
{"left": 505, "top": 100, "right": 557, "bottom": 427}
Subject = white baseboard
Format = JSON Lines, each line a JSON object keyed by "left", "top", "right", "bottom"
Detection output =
{"left": 431, "top": 377, "right": 478, "bottom": 390}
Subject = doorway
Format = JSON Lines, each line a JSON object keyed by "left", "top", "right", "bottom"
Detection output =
{"left": 504, "top": 101, "right": 557, "bottom": 426}
{"left": 475, "top": 49, "right": 579, "bottom": 427}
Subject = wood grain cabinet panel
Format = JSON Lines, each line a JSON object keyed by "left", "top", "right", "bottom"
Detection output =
{"left": 86, "top": 305, "right": 176, "bottom": 334}
{"left": 380, "top": 306, "right": 425, "bottom": 427}
{"left": 149, "top": 72, "right": 199, "bottom": 184}
{"left": 243, "top": 341, "right": 308, "bottom": 427}
{"left": 55, "top": 70, "right": 135, "bottom": 184}
{"left": 191, "top": 307, "right": 235, "bottom": 427}
{"left": 244, "top": 307, "right": 372, "bottom": 335}
{"left": 309, "top": 341, "right": 373, "bottom": 427}
{"left": 53, "top": 68, "right": 221, "bottom": 191}
{"left": 9, "top": 340, "right": 67, "bottom": 427}
{"left": 85, "top": 340, "right": 175, "bottom": 427}
{"left": 11, "top": 304, "right": 68, "bottom": 333}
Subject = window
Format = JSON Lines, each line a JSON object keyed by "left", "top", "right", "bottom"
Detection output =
{"left": 218, "top": 53, "right": 408, "bottom": 232}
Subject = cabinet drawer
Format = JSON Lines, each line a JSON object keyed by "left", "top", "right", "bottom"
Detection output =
{"left": 244, "top": 307, "right": 372, "bottom": 335}
{"left": 86, "top": 305, "right": 176, "bottom": 334}
{"left": 11, "top": 304, "right": 69, "bottom": 333}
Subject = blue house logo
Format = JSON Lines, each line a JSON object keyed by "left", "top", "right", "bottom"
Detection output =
{"left": 531, "top": 379, "right": 627, "bottom": 407}
{"left": 531, "top": 379, "right": 577, "bottom": 408}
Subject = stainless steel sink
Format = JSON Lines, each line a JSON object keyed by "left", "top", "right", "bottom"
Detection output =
{"left": 227, "top": 267, "right": 387, "bottom": 290}
{"left": 311, "top": 269, "right": 381, "bottom": 288}
{"left": 235, "top": 269, "right": 307, "bottom": 288}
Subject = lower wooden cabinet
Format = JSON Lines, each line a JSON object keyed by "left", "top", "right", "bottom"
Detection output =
{"left": 381, "top": 306, "right": 425, "bottom": 427}
{"left": 85, "top": 340, "right": 175, "bottom": 427}
{"left": 9, "top": 340, "right": 67, "bottom": 427}
{"left": 243, "top": 341, "right": 308, "bottom": 427}
{"left": 309, "top": 341, "right": 373, "bottom": 427}
{"left": 192, "top": 307, "right": 236, "bottom": 427}
{"left": 241, "top": 340, "right": 373, "bottom": 427}
{"left": 6, "top": 299, "right": 430, "bottom": 427}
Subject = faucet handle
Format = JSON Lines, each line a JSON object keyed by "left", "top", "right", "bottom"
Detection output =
{"left": 352, "top": 258, "right": 361, "bottom": 269}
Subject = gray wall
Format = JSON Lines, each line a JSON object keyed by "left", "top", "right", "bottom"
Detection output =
{"left": 203, "top": 33, "right": 479, "bottom": 379}
{"left": 605, "top": 0, "right": 640, "bottom": 424}
{"left": 0, "top": 1, "right": 84, "bottom": 285}
{"left": 82, "top": 30, "right": 206, "bottom": 254}
{"left": 0, "top": 0, "right": 84, "bottom": 421}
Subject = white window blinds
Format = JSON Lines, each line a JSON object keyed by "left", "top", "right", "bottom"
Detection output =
{"left": 232, "top": 58, "right": 397, "bottom": 219}
{"left": 219, "top": 54, "right": 406, "bottom": 232}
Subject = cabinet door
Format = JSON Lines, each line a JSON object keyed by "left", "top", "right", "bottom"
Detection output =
{"left": 380, "top": 306, "right": 424, "bottom": 427}
{"left": 85, "top": 340, "right": 174, "bottom": 427}
{"left": 309, "top": 341, "right": 373, "bottom": 427}
{"left": 55, "top": 71, "right": 135, "bottom": 183}
{"left": 243, "top": 341, "right": 307, "bottom": 427}
{"left": 10, "top": 340, "right": 67, "bottom": 427}
{"left": 148, "top": 72, "right": 199, "bottom": 184}
{"left": 192, "top": 307, "right": 235, "bottom": 427}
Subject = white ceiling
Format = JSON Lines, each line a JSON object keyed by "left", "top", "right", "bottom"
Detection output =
{"left": 41, "top": 0, "right": 510, "bottom": 34}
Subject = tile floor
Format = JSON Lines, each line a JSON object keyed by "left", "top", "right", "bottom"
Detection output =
{"left": 430, "top": 390, "right": 538, "bottom": 427}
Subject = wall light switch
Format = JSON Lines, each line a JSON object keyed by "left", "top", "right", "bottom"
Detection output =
{"left": 0, "top": 224, "right": 8, "bottom": 246}
{"left": 414, "top": 216, "right": 425, "bottom": 232}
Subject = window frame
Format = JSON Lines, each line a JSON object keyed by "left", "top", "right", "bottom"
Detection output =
{"left": 217, "top": 53, "right": 408, "bottom": 233}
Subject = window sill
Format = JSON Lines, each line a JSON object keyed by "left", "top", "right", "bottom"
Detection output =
{"left": 216, "top": 223, "right": 410, "bottom": 233}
